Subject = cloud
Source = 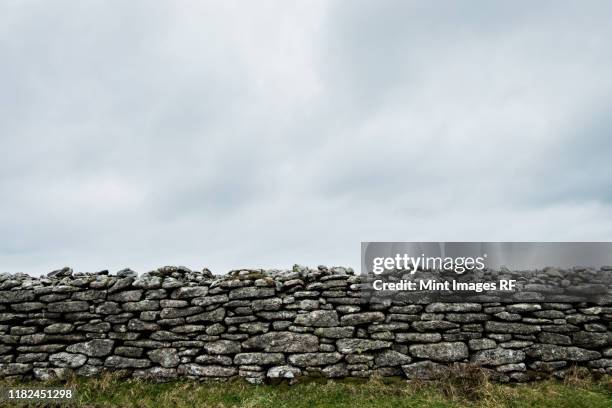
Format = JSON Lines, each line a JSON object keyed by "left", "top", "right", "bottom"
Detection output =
{"left": 1, "top": 1, "right": 612, "bottom": 275}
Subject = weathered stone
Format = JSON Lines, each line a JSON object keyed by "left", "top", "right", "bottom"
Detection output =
{"left": 471, "top": 348, "right": 525, "bottom": 365}
{"left": 148, "top": 348, "right": 180, "bottom": 368}
{"left": 229, "top": 287, "right": 275, "bottom": 300}
{"left": 0, "top": 290, "right": 35, "bottom": 303}
{"left": 336, "top": 339, "right": 391, "bottom": 354}
{"left": 526, "top": 344, "right": 601, "bottom": 361}
{"left": 122, "top": 300, "right": 159, "bottom": 312}
{"left": 252, "top": 298, "right": 282, "bottom": 311}
{"left": 44, "top": 323, "right": 74, "bottom": 334}
{"left": 396, "top": 333, "right": 441, "bottom": 343}
{"left": 267, "top": 365, "right": 301, "bottom": 379}
{"left": 294, "top": 310, "right": 339, "bottom": 327}
{"left": 425, "top": 303, "right": 482, "bottom": 312}
{"left": 412, "top": 321, "right": 459, "bottom": 331}
{"left": 186, "top": 307, "right": 225, "bottom": 323}
{"left": 243, "top": 332, "right": 319, "bottom": 353}
{"left": 0, "top": 363, "right": 33, "bottom": 375}
{"left": 340, "top": 312, "right": 385, "bottom": 326}
{"left": 104, "top": 356, "right": 151, "bottom": 368}
{"left": 506, "top": 304, "right": 542, "bottom": 313}
{"left": 409, "top": 342, "right": 468, "bottom": 362}
{"left": 33, "top": 367, "right": 71, "bottom": 381}
{"left": 468, "top": 338, "right": 497, "bottom": 350}
{"left": 322, "top": 362, "right": 349, "bottom": 378}
{"left": 160, "top": 306, "right": 203, "bottom": 319}
{"left": 402, "top": 361, "right": 446, "bottom": 380}
{"left": 108, "top": 290, "right": 143, "bottom": 302}
{"left": 485, "top": 321, "right": 541, "bottom": 334}
{"left": 203, "top": 340, "right": 241, "bottom": 355}
{"left": 374, "top": 350, "right": 412, "bottom": 367}
{"left": 66, "top": 339, "right": 114, "bottom": 357}
{"left": 288, "top": 352, "right": 342, "bottom": 367}
{"left": 49, "top": 352, "right": 87, "bottom": 368}
{"left": 314, "top": 327, "right": 354, "bottom": 339}
{"left": 48, "top": 301, "right": 89, "bottom": 313}
{"left": 173, "top": 287, "right": 208, "bottom": 299}
{"left": 234, "top": 353, "right": 285, "bottom": 365}
{"left": 572, "top": 332, "right": 610, "bottom": 348}
{"left": 177, "top": 364, "right": 237, "bottom": 377}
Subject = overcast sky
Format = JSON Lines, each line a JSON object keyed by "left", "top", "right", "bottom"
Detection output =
{"left": 1, "top": 1, "right": 612, "bottom": 275}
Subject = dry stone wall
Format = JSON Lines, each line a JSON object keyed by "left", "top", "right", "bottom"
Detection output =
{"left": 0, "top": 265, "right": 611, "bottom": 383}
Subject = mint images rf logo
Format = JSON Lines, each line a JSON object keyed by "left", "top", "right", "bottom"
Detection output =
{"left": 371, "top": 253, "right": 487, "bottom": 275}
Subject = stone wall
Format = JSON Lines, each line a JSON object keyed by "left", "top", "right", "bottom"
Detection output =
{"left": 0, "top": 265, "right": 610, "bottom": 383}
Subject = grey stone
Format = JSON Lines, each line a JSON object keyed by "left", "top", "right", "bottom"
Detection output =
{"left": 485, "top": 321, "right": 541, "bottom": 334}
{"left": 203, "top": 340, "right": 241, "bottom": 355}
{"left": 234, "top": 353, "right": 285, "bottom": 365}
{"left": 471, "top": 348, "right": 525, "bottom": 365}
{"left": 294, "top": 310, "right": 339, "bottom": 327}
{"left": 173, "top": 287, "right": 208, "bottom": 299}
{"left": 186, "top": 307, "right": 225, "bottom": 323}
{"left": 340, "top": 312, "right": 385, "bottom": 326}
{"left": 49, "top": 352, "right": 87, "bottom": 368}
{"left": 108, "top": 290, "right": 143, "bottom": 302}
{"left": 148, "top": 348, "right": 180, "bottom": 368}
{"left": 243, "top": 332, "right": 319, "bottom": 353}
{"left": 402, "top": 361, "right": 446, "bottom": 380}
{"left": 526, "top": 344, "right": 601, "bottom": 361}
{"left": 66, "top": 339, "right": 114, "bottom": 357}
{"left": 396, "top": 333, "right": 441, "bottom": 343}
{"left": 267, "top": 365, "right": 301, "bottom": 379}
{"left": 177, "top": 363, "right": 237, "bottom": 377}
{"left": 48, "top": 301, "right": 89, "bottom": 313}
{"left": 229, "top": 287, "right": 275, "bottom": 300}
{"left": 44, "top": 323, "right": 74, "bottom": 334}
{"left": 314, "top": 327, "right": 354, "bottom": 338}
{"left": 336, "top": 339, "right": 391, "bottom": 354}
{"left": 425, "top": 303, "right": 482, "bottom": 312}
{"left": 469, "top": 338, "right": 497, "bottom": 350}
{"left": 104, "top": 356, "right": 151, "bottom": 368}
{"left": 374, "top": 350, "right": 412, "bottom": 367}
{"left": 288, "top": 352, "right": 342, "bottom": 367}
{"left": 409, "top": 342, "right": 468, "bottom": 362}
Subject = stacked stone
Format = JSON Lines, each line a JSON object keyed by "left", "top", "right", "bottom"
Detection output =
{"left": 0, "top": 265, "right": 610, "bottom": 383}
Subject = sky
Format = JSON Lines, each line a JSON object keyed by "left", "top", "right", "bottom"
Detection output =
{"left": 1, "top": 1, "right": 612, "bottom": 275}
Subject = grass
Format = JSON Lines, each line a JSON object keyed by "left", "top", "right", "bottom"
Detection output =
{"left": 0, "top": 372, "right": 609, "bottom": 408}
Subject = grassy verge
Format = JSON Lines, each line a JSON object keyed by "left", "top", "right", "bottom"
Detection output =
{"left": 0, "top": 373, "right": 610, "bottom": 408}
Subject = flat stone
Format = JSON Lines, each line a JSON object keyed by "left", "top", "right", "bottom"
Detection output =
{"left": 267, "top": 365, "right": 301, "bottom": 379}
{"left": 340, "top": 312, "right": 385, "bottom": 326}
{"left": 104, "top": 356, "right": 151, "bottom": 368}
{"left": 485, "top": 321, "right": 541, "bottom": 334}
{"left": 148, "top": 348, "right": 180, "bottom": 368}
{"left": 229, "top": 287, "right": 275, "bottom": 300}
{"left": 425, "top": 303, "right": 482, "bottom": 312}
{"left": 243, "top": 332, "right": 319, "bottom": 353}
{"left": 471, "top": 348, "right": 525, "bottom": 365}
{"left": 203, "top": 340, "right": 241, "bottom": 355}
{"left": 177, "top": 364, "right": 237, "bottom": 377}
{"left": 336, "top": 339, "right": 391, "bottom": 354}
{"left": 49, "top": 352, "right": 87, "bottom": 368}
{"left": 402, "top": 361, "right": 446, "bottom": 380}
{"left": 47, "top": 301, "right": 89, "bottom": 313}
{"left": 526, "top": 344, "right": 601, "bottom": 362}
{"left": 294, "top": 310, "right": 339, "bottom": 327}
{"left": 374, "top": 350, "right": 412, "bottom": 367}
{"left": 409, "top": 342, "right": 468, "bottom": 362}
{"left": 287, "top": 352, "right": 342, "bottom": 367}
{"left": 66, "top": 339, "right": 114, "bottom": 357}
{"left": 234, "top": 353, "right": 285, "bottom": 365}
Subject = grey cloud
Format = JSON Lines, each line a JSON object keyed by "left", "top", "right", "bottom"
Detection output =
{"left": 1, "top": 1, "right": 612, "bottom": 275}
